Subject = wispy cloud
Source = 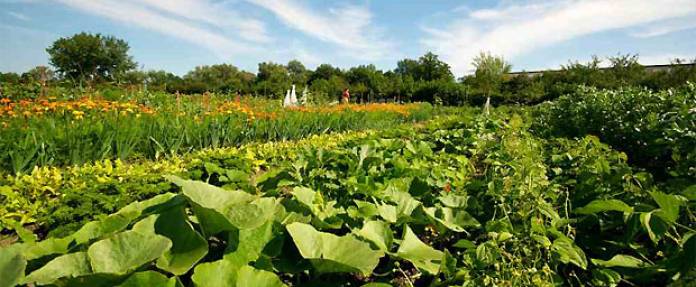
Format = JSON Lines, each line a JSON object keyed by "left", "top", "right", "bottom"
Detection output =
{"left": 246, "top": 0, "right": 394, "bottom": 60}
{"left": 422, "top": 0, "right": 696, "bottom": 75}
{"left": 630, "top": 16, "right": 696, "bottom": 38}
{"left": 53, "top": 0, "right": 261, "bottom": 58}
{"left": 136, "top": 0, "right": 271, "bottom": 43}
{"left": 7, "top": 11, "right": 30, "bottom": 21}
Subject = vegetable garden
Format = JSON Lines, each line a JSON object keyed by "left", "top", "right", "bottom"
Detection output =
{"left": 0, "top": 85, "right": 694, "bottom": 287}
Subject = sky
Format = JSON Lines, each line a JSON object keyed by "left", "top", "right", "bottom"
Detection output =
{"left": 1, "top": 0, "right": 695, "bottom": 77}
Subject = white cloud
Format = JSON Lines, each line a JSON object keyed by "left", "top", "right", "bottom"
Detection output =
{"left": 630, "top": 16, "right": 696, "bottom": 38}
{"left": 7, "top": 11, "right": 30, "bottom": 21}
{"left": 136, "top": 0, "right": 271, "bottom": 43}
{"left": 422, "top": 0, "right": 696, "bottom": 75}
{"left": 246, "top": 0, "right": 394, "bottom": 60}
{"left": 54, "top": 0, "right": 259, "bottom": 58}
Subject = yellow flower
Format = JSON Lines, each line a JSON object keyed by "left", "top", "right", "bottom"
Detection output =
{"left": 72, "top": 110, "right": 85, "bottom": 120}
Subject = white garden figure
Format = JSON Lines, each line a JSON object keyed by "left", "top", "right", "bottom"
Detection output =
{"left": 283, "top": 89, "right": 291, "bottom": 107}
{"left": 300, "top": 86, "right": 309, "bottom": 105}
{"left": 283, "top": 85, "right": 300, "bottom": 107}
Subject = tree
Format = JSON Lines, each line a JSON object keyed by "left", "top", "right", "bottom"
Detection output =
{"left": 287, "top": 60, "right": 309, "bottom": 85}
{"left": 395, "top": 52, "right": 453, "bottom": 82}
{"left": 46, "top": 32, "right": 136, "bottom": 84}
{"left": 418, "top": 52, "right": 454, "bottom": 82}
{"left": 181, "top": 64, "right": 252, "bottom": 94}
{"left": 471, "top": 52, "right": 512, "bottom": 103}
{"left": 347, "top": 65, "right": 386, "bottom": 102}
{"left": 309, "top": 64, "right": 343, "bottom": 84}
{"left": 255, "top": 62, "right": 290, "bottom": 98}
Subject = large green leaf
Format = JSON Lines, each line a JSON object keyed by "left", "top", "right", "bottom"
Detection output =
{"left": 551, "top": 236, "right": 588, "bottom": 270}
{"left": 423, "top": 206, "right": 480, "bottom": 232}
{"left": 24, "top": 252, "right": 92, "bottom": 285}
{"left": 87, "top": 230, "right": 172, "bottom": 274}
{"left": 0, "top": 246, "right": 26, "bottom": 287}
{"left": 134, "top": 208, "right": 208, "bottom": 275}
{"left": 171, "top": 176, "right": 273, "bottom": 233}
{"left": 396, "top": 225, "right": 444, "bottom": 274}
{"left": 287, "top": 222, "right": 384, "bottom": 275}
{"left": 591, "top": 255, "right": 648, "bottom": 268}
{"left": 117, "top": 271, "right": 181, "bottom": 287}
{"left": 224, "top": 220, "right": 275, "bottom": 266}
{"left": 649, "top": 191, "right": 684, "bottom": 223}
{"left": 191, "top": 259, "right": 238, "bottom": 287}
{"left": 19, "top": 237, "right": 73, "bottom": 261}
{"left": 355, "top": 220, "right": 393, "bottom": 252}
{"left": 72, "top": 193, "right": 181, "bottom": 245}
{"left": 574, "top": 199, "right": 633, "bottom": 215}
{"left": 236, "top": 265, "right": 287, "bottom": 287}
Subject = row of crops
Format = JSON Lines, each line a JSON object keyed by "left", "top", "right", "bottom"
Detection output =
{"left": 0, "top": 85, "right": 694, "bottom": 286}
{"left": 0, "top": 95, "right": 431, "bottom": 174}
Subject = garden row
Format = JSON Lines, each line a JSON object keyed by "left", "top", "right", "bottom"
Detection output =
{"left": 1, "top": 107, "right": 693, "bottom": 286}
{"left": 0, "top": 94, "right": 432, "bottom": 174}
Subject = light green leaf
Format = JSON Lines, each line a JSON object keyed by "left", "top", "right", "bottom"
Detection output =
{"left": 236, "top": 265, "right": 287, "bottom": 287}
{"left": 24, "top": 252, "right": 91, "bottom": 285}
{"left": 224, "top": 220, "right": 275, "bottom": 266}
{"left": 0, "top": 246, "right": 26, "bottom": 287}
{"left": 191, "top": 259, "right": 238, "bottom": 287}
{"left": 551, "top": 236, "right": 587, "bottom": 270}
{"left": 575, "top": 199, "right": 633, "bottom": 215}
{"left": 20, "top": 237, "right": 73, "bottom": 261}
{"left": 424, "top": 206, "right": 480, "bottom": 232}
{"left": 154, "top": 208, "right": 208, "bottom": 275}
{"left": 72, "top": 193, "right": 180, "bottom": 245}
{"left": 396, "top": 225, "right": 443, "bottom": 274}
{"left": 649, "top": 191, "right": 684, "bottom": 223}
{"left": 88, "top": 230, "right": 172, "bottom": 274}
{"left": 438, "top": 194, "right": 469, "bottom": 208}
{"left": 117, "top": 271, "right": 180, "bottom": 287}
{"left": 355, "top": 220, "right": 393, "bottom": 251}
{"left": 287, "top": 222, "right": 384, "bottom": 275}
{"left": 591, "top": 255, "right": 648, "bottom": 268}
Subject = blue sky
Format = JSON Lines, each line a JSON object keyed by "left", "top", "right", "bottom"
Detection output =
{"left": 1, "top": 0, "right": 695, "bottom": 76}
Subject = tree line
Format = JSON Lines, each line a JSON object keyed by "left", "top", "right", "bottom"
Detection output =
{"left": 1, "top": 32, "right": 695, "bottom": 105}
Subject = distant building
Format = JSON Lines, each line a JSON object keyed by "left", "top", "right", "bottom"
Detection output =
{"left": 507, "top": 62, "right": 696, "bottom": 78}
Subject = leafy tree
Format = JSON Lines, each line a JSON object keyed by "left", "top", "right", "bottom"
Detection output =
{"left": 347, "top": 65, "right": 386, "bottom": 102}
{"left": 46, "top": 32, "right": 136, "bottom": 83}
{"left": 309, "top": 64, "right": 343, "bottom": 84}
{"left": 471, "top": 52, "right": 512, "bottom": 102}
{"left": 418, "top": 52, "right": 454, "bottom": 82}
{"left": 287, "top": 60, "right": 309, "bottom": 85}
{"left": 395, "top": 52, "right": 453, "bottom": 82}
{"left": 607, "top": 54, "right": 645, "bottom": 86}
{"left": 255, "top": 62, "right": 290, "bottom": 98}
{"left": 181, "top": 64, "right": 252, "bottom": 94}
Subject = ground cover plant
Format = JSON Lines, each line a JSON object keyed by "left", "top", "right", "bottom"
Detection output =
{"left": 1, "top": 105, "right": 693, "bottom": 286}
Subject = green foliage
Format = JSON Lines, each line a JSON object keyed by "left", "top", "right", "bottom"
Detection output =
{"left": 1, "top": 107, "right": 694, "bottom": 286}
{"left": 533, "top": 84, "right": 696, "bottom": 178}
{"left": 46, "top": 32, "right": 136, "bottom": 83}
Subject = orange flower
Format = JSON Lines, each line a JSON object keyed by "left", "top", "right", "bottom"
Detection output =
{"left": 0, "top": 98, "right": 11, "bottom": 104}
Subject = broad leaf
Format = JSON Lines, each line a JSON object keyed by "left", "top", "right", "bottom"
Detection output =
{"left": 551, "top": 236, "right": 587, "bottom": 269}
{"left": 24, "top": 252, "right": 91, "bottom": 285}
{"left": 191, "top": 259, "right": 238, "bottom": 287}
{"left": 591, "top": 255, "right": 648, "bottom": 268}
{"left": 88, "top": 230, "right": 172, "bottom": 274}
{"left": 236, "top": 265, "right": 287, "bottom": 287}
{"left": 575, "top": 199, "right": 633, "bottom": 215}
{"left": 355, "top": 220, "right": 393, "bottom": 252}
{"left": 396, "top": 225, "right": 443, "bottom": 274}
{"left": 117, "top": 271, "right": 181, "bottom": 287}
{"left": 0, "top": 246, "right": 26, "bottom": 287}
{"left": 287, "top": 222, "right": 384, "bottom": 275}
